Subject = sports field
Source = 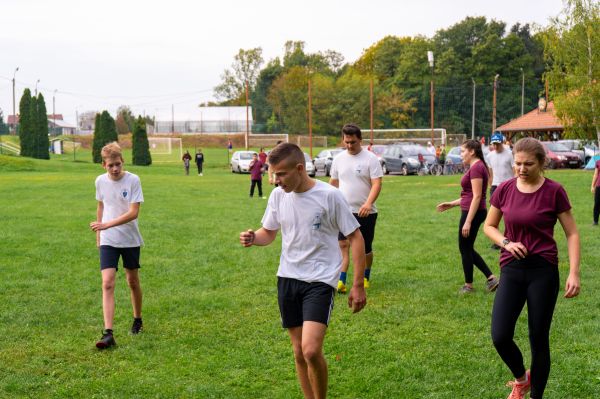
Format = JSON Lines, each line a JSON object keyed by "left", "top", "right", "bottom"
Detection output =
{"left": 1, "top": 148, "right": 599, "bottom": 398}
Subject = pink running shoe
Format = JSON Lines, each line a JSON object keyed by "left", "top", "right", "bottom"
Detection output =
{"left": 506, "top": 370, "right": 530, "bottom": 399}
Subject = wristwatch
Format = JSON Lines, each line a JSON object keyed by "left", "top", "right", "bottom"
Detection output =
{"left": 502, "top": 238, "right": 510, "bottom": 248}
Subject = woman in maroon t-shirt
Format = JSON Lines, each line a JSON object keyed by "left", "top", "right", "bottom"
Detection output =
{"left": 591, "top": 159, "right": 600, "bottom": 225}
{"left": 437, "top": 140, "right": 499, "bottom": 294}
{"left": 484, "top": 138, "right": 580, "bottom": 399}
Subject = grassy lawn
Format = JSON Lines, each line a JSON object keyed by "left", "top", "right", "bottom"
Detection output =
{"left": 1, "top": 148, "right": 599, "bottom": 398}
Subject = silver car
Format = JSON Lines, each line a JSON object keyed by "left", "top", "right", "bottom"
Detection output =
{"left": 230, "top": 151, "right": 258, "bottom": 173}
{"left": 304, "top": 152, "right": 316, "bottom": 177}
{"left": 313, "top": 149, "right": 343, "bottom": 176}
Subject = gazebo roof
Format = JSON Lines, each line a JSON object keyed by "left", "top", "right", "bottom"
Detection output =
{"left": 496, "top": 101, "right": 563, "bottom": 133}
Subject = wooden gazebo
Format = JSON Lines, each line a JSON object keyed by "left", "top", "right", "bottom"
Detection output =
{"left": 496, "top": 100, "right": 564, "bottom": 142}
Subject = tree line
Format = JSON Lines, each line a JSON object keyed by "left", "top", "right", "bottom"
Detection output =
{"left": 215, "top": 1, "right": 598, "bottom": 141}
{"left": 92, "top": 111, "right": 152, "bottom": 166}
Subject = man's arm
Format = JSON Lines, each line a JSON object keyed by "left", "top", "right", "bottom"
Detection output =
{"left": 357, "top": 177, "right": 382, "bottom": 217}
{"left": 346, "top": 228, "right": 367, "bottom": 313}
{"left": 329, "top": 178, "right": 339, "bottom": 188}
{"left": 90, "top": 202, "right": 140, "bottom": 232}
{"left": 240, "top": 227, "right": 278, "bottom": 247}
{"left": 95, "top": 201, "right": 104, "bottom": 247}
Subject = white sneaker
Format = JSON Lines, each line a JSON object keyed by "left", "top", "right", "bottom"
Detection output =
{"left": 200, "top": 173, "right": 203, "bottom": 176}
{"left": 261, "top": 196, "right": 266, "bottom": 199}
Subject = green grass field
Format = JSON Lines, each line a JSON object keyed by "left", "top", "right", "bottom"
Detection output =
{"left": 1, "top": 148, "right": 599, "bottom": 398}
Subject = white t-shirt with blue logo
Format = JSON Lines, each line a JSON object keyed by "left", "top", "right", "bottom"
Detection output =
{"left": 330, "top": 149, "right": 383, "bottom": 214}
{"left": 261, "top": 180, "right": 360, "bottom": 288}
{"left": 95, "top": 171, "right": 144, "bottom": 247}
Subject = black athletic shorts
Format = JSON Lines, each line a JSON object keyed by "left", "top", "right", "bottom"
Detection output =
{"left": 338, "top": 213, "right": 378, "bottom": 254}
{"left": 99, "top": 245, "right": 141, "bottom": 271}
{"left": 277, "top": 277, "right": 335, "bottom": 328}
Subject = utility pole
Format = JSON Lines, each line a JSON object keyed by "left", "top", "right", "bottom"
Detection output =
{"left": 245, "top": 80, "right": 249, "bottom": 150}
{"left": 12, "top": 67, "right": 19, "bottom": 135}
{"left": 471, "top": 78, "right": 476, "bottom": 140}
{"left": 427, "top": 51, "right": 435, "bottom": 146}
{"left": 370, "top": 80, "right": 374, "bottom": 145}
{"left": 35, "top": 79, "right": 40, "bottom": 96}
{"left": 53, "top": 89, "right": 57, "bottom": 135}
{"left": 492, "top": 74, "right": 500, "bottom": 132}
{"left": 307, "top": 75, "right": 312, "bottom": 157}
{"left": 171, "top": 104, "right": 174, "bottom": 134}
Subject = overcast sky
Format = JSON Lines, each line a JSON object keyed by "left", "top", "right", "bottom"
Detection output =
{"left": 0, "top": 0, "right": 564, "bottom": 124}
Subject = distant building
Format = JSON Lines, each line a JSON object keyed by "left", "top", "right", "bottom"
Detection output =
{"left": 8, "top": 114, "right": 77, "bottom": 135}
{"left": 153, "top": 106, "right": 253, "bottom": 134}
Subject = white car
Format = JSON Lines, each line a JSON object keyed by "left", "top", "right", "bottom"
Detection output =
{"left": 230, "top": 151, "right": 258, "bottom": 173}
{"left": 304, "top": 152, "right": 316, "bottom": 177}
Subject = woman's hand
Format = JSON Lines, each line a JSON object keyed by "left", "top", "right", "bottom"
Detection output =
{"left": 564, "top": 272, "right": 581, "bottom": 298}
{"left": 436, "top": 202, "right": 454, "bottom": 212}
{"left": 505, "top": 241, "right": 528, "bottom": 259}
{"left": 461, "top": 221, "right": 471, "bottom": 237}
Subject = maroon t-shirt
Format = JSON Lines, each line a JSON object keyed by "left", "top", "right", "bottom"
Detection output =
{"left": 596, "top": 160, "right": 600, "bottom": 187}
{"left": 490, "top": 177, "right": 571, "bottom": 267}
{"left": 249, "top": 160, "right": 264, "bottom": 180}
{"left": 460, "top": 160, "right": 488, "bottom": 210}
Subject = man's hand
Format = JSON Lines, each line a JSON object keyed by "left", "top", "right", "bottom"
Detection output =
{"left": 90, "top": 221, "right": 108, "bottom": 232}
{"left": 240, "top": 229, "right": 255, "bottom": 247}
{"left": 358, "top": 203, "right": 372, "bottom": 218}
{"left": 348, "top": 285, "right": 367, "bottom": 313}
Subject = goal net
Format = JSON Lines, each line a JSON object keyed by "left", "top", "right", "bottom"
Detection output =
{"left": 365, "top": 129, "right": 447, "bottom": 146}
{"left": 248, "top": 134, "right": 289, "bottom": 148}
{"left": 297, "top": 135, "right": 327, "bottom": 148}
{"left": 148, "top": 137, "right": 182, "bottom": 160}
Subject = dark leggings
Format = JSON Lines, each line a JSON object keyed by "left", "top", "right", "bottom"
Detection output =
{"left": 491, "top": 257, "right": 559, "bottom": 399}
{"left": 458, "top": 209, "right": 493, "bottom": 283}
{"left": 250, "top": 179, "right": 263, "bottom": 197}
{"left": 594, "top": 187, "right": 600, "bottom": 224}
{"left": 197, "top": 163, "right": 203, "bottom": 174}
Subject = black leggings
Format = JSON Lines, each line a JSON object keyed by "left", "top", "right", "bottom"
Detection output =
{"left": 594, "top": 187, "right": 600, "bottom": 224}
{"left": 491, "top": 257, "right": 559, "bottom": 399}
{"left": 458, "top": 209, "right": 492, "bottom": 283}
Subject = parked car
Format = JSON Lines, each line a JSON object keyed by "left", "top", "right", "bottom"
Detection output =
{"left": 557, "top": 139, "right": 585, "bottom": 164}
{"left": 313, "top": 149, "right": 343, "bottom": 176}
{"left": 541, "top": 141, "right": 582, "bottom": 169}
{"left": 381, "top": 144, "right": 434, "bottom": 175}
{"left": 230, "top": 150, "right": 258, "bottom": 173}
{"left": 584, "top": 143, "right": 599, "bottom": 164}
{"left": 363, "top": 144, "right": 387, "bottom": 166}
{"left": 304, "top": 152, "right": 316, "bottom": 177}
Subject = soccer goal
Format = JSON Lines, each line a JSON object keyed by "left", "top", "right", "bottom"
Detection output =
{"left": 297, "top": 135, "right": 327, "bottom": 148}
{"left": 248, "top": 134, "right": 289, "bottom": 148}
{"left": 148, "top": 137, "right": 182, "bottom": 155}
{"left": 366, "top": 129, "right": 447, "bottom": 146}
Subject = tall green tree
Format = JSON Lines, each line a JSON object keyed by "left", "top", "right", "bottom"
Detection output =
{"left": 132, "top": 116, "right": 152, "bottom": 166}
{"left": 544, "top": 0, "right": 599, "bottom": 141}
{"left": 214, "top": 48, "right": 264, "bottom": 104}
{"left": 92, "top": 111, "right": 117, "bottom": 163}
{"left": 116, "top": 105, "right": 135, "bottom": 134}
{"left": 34, "top": 93, "right": 49, "bottom": 159}
{"left": 0, "top": 109, "right": 8, "bottom": 134}
{"left": 18, "top": 89, "right": 34, "bottom": 157}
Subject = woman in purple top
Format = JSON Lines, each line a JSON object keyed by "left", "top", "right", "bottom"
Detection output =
{"left": 591, "top": 159, "right": 600, "bottom": 225}
{"left": 437, "top": 140, "right": 499, "bottom": 294}
{"left": 484, "top": 138, "right": 580, "bottom": 399}
{"left": 249, "top": 153, "right": 266, "bottom": 199}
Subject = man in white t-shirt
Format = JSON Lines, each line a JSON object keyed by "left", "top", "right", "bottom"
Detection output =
{"left": 240, "top": 143, "right": 367, "bottom": 399}
{"left": 330, "top": 124, "right": 383, "bottom": 293}
{"left": 90, "top": 142, "right": 145, "bottom": 349}
{"left": 487, "top": 132, "right": 515, "bottom": 249}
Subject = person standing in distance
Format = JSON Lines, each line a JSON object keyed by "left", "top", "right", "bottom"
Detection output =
{"left": 240, "top": 143, "right": 367, "bottom": 399}
{"left": 182, "top": 150, "right": 192, "bottom": 175}
{"left": 90, "top": 142, "right": 145, "bottom": 349}
{"left": 484, "top": 137, "right": 580, "bottom": 399}
{"left": 488, "top": 132, "right": 515, "bottom": 249}
{"left": 195, "top": 148, "right": 204, "bottom": 176}
{"left": 590, "top": 156, "right": 600, "bottom": 225}
{"left": 330, "top": 123, "right": 383, "bottom": 292}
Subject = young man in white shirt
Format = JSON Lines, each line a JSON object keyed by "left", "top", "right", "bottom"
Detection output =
{"left": 487, "top": 132, "right": 515, "bottom": 249}
{"left": 90, "top": 142, "right": 145, "bottom": 349}
{"left": 330, "top": 124, "right": 383, "bottom": 292}
{"left": 240, "top": 143, "right": 367, "bottom": 399}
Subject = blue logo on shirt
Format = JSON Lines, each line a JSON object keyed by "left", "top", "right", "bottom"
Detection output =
{"left": 122, "top": 190, "right": 128, "bottom": 198}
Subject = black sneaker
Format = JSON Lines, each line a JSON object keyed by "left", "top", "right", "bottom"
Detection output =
{"left": 131, "top": 318, "right": 143, "bottom": 335}
{"left": 96, "top": 330, "right": 116, "bottom": 349}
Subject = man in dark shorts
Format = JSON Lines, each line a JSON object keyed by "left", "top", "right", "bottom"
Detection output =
{"left": 330, "top": 124, "right": 383, "bottom": 292}
{"left": 240, "top": 143, "right": 366, "bottom": 398}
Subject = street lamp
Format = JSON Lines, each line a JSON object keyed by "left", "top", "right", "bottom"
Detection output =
{"left": 35, "top": 79, "right": 40, "bottom": 96}
{"left": 520, "top": 68, "right": 525, "bottom": 116}
{"left": 12, "top": 67, "right": 19, "bottom": 134}
{"left": 492, "top": 74, "right": 500, "bottom": 132}
{"left": 427, "top": 51, "right": 435, "bottom": 146}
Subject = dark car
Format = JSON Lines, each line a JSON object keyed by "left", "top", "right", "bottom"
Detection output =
{"left": 381, "top": 144, "right": 434, "bottom": 175}
{"left": 313, "top": 149, "right": 343, "bottom": 176}
{"left": 541, "top": 141, "right": 582, "bottom": 169}
{"left": 363, "top": 144, "right": 387, "bottom": 167}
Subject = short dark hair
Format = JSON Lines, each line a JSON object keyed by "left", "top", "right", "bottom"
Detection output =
{"left": 267, "top": 142, "right": 305, "bottom": 168}
{"left": 341, "top": 123, "right": 362, "bottom": 140}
